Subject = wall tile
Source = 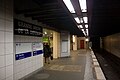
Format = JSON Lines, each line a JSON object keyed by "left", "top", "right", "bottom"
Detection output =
{"left": 22, "top": 70, "right": 26, "bottom": 78}
{"left": 14, "top": 60, "right": 21, "bottom": 66}
{"left": 6, "top": 65, "right": 13, "bottom": 78}
{"left": 14, "top": 73, "right": 19, "bottom": 80}
{"left": 0, "top": 43, "right": 5, "bottom": 55}
{"left": 5, "top": 32, "right": 13, "bottom": 42}
{"left": 0, "top": 67, "right": 5, "bottom": 80}
{"left": 0, "top": 19, "right": 5, "bottom": 30}
{"left": 0, "top": 55, "right": 5, "bottom": 68}
{"left": 14, "top": 65, "right": 20, "bottom": 73}
{"left": 0, "top": 31, "right": 4, "bottom": 42}
{"left": 5, "top": 20, "right": 13, "bottom": 32}
{"left": 5, "top": 43, "right": 13, "bottom": 54}
{"left": 6, "top": 75, "right": 13, "bottom": 80}
{"left": 5, "top": 54, "right": 13, "bottom": 66}
{"left": 20, "top": 63, "right": 25, "bottom": 71}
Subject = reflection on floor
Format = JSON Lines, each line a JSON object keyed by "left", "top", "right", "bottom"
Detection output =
{"left": 45, "top": 64, "right": 82, "bottom": 72}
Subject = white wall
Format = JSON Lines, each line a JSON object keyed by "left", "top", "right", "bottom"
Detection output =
{"left": 14, "top": 13, "right": 44, "bottom": 79}
{"left": 14, "top": 35, "right": 43, "bottom": 80}
{"left": 0, "top": 0, "right": 14, "bottom": 80}
{"left": 60, "top": 31, "right": 70, "bottom": 57}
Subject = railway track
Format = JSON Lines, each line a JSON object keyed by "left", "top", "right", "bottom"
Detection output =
{"left": 93, "top": 49, "right": 120, "bottom": 80}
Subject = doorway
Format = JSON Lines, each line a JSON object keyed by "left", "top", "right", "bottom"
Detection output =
{"left": 80, "top": 40, "right": 84, "bottom": 49}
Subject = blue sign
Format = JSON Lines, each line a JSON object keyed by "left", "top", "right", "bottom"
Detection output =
{"left": 15, "top": 52, "right": 32, "bottom": 60}
{"left": 33, "top": 50, "right": 43, "bottom": 56}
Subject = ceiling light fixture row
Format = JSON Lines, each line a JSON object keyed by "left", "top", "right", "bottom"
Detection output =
{"left": 63, "top": 0, "right": 89, "bottom": 36}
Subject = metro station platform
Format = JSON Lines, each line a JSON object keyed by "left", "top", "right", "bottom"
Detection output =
{"left": 19, "top": 49, "right": 106, "bottom": 80}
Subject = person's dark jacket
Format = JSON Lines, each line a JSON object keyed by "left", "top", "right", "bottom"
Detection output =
{"left": 43, "top": 45, "right": 51, "bottom": 57}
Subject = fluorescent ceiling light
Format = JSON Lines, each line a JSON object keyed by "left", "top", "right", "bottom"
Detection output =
{"left": 78, "top": 25, "right": 80, "bottom": 28}
{"left": 79, "top": 0, "right": 87, "bottom": 12}
{"left": 81, "top": 29, "right": 86, "bottom": 36}
{"left": 85, "top": 24, "right": 88, "bottom": 28}
{"left": 80, "top": 18, "right": 83, "bottom": 23}
{"left": 81, "top": 29, "right": 84, "bottom": 32}
{"left": 83, "top": 17, "right": 88, "bottom": 23}
{"left": 85, "top": 38, "right": 89, "bottom": 41}
{"left": 83, "top": 31, "right": 86, "bottom": 36}
{"left": 86, "top": 29, "right": 88, "bottom": 36}
{"left": 79, "top": 25, "right": 83, "bottom": 28}
{"left": 74, "top": 17, "right": 80, "bottom": 23}
{"left": 63, "top": 0, "right": 75, "bottom": 13}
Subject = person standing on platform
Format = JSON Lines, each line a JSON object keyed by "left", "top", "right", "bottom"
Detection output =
{"left": 43, "top": 43, "right": 51, "bottom": 64}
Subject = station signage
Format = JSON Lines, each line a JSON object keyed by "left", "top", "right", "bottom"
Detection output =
{"left": 15, "top": 43, "right": 32, "bottom": 60}
{"left": 14, "top": 19, "right": 43, "bottom": 37}
{"left": 32, "top": 43, "right": 43, "bottom": 56}
{"left": 15, "top": 42, "right": 43, "bottom": 60}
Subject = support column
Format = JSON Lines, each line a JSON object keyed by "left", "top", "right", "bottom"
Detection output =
{"left": 73, "top": 35, "right": 77, "bottom": 50}
{"left": 53, "top": 31, "right": 60, "bottom": 58}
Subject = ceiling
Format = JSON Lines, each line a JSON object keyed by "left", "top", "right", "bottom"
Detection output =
{"left": 14, "top": 0, "right": 84, "bottom": 37}
{"left": 89, "top": 0, "right": 120, "bottom": 37}
{"left": 14, "top": 0, "right": 120, "bottom": 37}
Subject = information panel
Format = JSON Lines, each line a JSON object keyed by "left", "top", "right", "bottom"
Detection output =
{"left": 14, "top": 19, "right": 43, "bottom": 37}
{"left": 32, "top": 43, "right": 43, "bottom": 56}
{"left": 62, "top": 41, "right": 68, "bottom": 53}
{"left": 15, "top": 43, "right": 32, "bottom": 60}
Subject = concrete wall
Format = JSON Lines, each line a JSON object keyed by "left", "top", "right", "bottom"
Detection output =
{"left": 0, "top": 0, "right": 14, "bottom": 80}
{"left": 103, "top": 33, "right": 120, "bottom": 58}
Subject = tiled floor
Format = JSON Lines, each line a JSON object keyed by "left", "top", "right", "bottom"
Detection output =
{"left": 22, "top": 50, "right": 94, "bottom": 80}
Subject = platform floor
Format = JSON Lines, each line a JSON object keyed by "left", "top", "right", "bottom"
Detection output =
{"left": 22, "top": 50, "right": 94, "bottom": 80}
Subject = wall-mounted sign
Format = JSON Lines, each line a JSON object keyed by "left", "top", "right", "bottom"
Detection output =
{"left": 15, "top": 43, "right": 32, "bottom": 60}
{"left": 14, "top": 19, "right": 43, "bottom": 37}
{"left": 32, "top": 43, "right": 43, "bottom": 56}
